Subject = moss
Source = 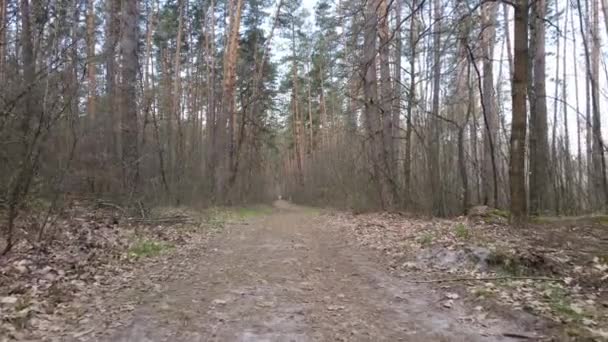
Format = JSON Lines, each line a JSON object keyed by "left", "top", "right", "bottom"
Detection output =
{"left": 128, "top": 240, "right": 173, "bottom": 258}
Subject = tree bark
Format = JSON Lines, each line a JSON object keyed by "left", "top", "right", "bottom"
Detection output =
{"left": 529, "top": 0, "right": 549, "bottom": 215}
{"left": 481, "top": 1, "right": 499, "bottom": 208}
{"left": 217, "top": 0, "right": 244, "bottom": 199}
{"left": 591, "top": 0, "right": 608, "bottom": 209}
{"left": 570, "top": 5, "right": 583, "bottom": 206}
{"left": 291, "top": 20, "right": 303, "bottom": 185}
{"left": 378, "top": 0, "right": 398, "bottom": 205}
{"left": 173, "top": 0, "right": 185, "bottom": 201}
{"left": 404, "top": 0, "right": 417, "bottom": 207}
{"left": 105, "top": 0, "right": 120, "bottom": 158}
{"left": 362, "top": 0, "right": 392, "bottom": 209}
{"left": 576, "top": 0, "right": 608, "bottom": 209}
{"left": 0, "top": 0, "right": 7, "bottom": 83}
{"left": 429, "top": 0, "right": 443, "bottom": 215}
{"left": 509, "top": 0, "right": 529, "bottom": 223}
{"left": 120, "top": 0, "right": 140, "bottom": 195}
{"left": 392, "top": 0, "right": 402, "bottom": 180}
{"left": 86, "top": 0, "right": 96, "bottom": 122}
{"left": 205, "top": 0, "right": 217, "bottom": 183}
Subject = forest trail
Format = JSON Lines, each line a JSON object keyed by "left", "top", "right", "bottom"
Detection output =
{"left": 97, "top": 201, "right": 535, "bottom": 342}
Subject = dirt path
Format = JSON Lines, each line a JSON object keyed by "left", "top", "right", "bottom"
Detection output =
{"left": 94, "top": 202, "right": 538, "bottom": 341}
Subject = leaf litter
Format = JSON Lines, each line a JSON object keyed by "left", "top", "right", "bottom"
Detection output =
{"left": 327, "top": 209, "right": 608, "bottom": 340}
{"left": 0, "top": 201, "right": 218, "bottom": 341}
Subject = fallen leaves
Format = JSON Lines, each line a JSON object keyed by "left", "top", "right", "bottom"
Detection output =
{"left": 0, "top": 202, "right": 213, "bottom": 341}
{"left": 327, "top": 211, "right": 608, "bottom": 340}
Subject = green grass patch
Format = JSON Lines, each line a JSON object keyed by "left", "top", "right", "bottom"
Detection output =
{"left": 472, "top": 287, "right": 496, "bottom": 299}
{"left": 300, "top": 206, "right": 322, "bottom": 215}
{"left": 417, "top": 232, "right": 434, "bottom": 246}
{"left": 542, "top": 284, "right": 584, "bottom": 322}
{"left": 454, "top": 223, "right": 470, "bottom": 240}
{"left": 128, "top": 240, "right": 173, "bottom": 258}
{"left": 201, "top": 205, "right": 274, "bottom": 230}
{"left": 232, "top": 205, "right": 273, "bottom": 218}
{"left": 489, "top": 209, "right": 510, "bottom": 218}
{"left": 203, "top": 207, "right": 231, "bottom": 230}
{"left": 531, "top": 214, "right": 608, "bottom": 226}
{"left": 487, "top": 249, "right": 527, "bottom": 276}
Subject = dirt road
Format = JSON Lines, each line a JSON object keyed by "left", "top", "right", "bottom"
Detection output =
{"left": 99, "top": 202, "right": 537, "bottom": 341}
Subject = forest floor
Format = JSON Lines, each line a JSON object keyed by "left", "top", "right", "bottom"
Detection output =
{"left": 0, "top": 201, "right": 606, "bottom": 341}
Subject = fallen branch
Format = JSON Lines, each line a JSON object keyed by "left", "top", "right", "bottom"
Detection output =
{"left": 502, "top": 332, "right": 538, "bottom": 339}
{"left": 128, "top": 215, "right": 192, "bottom": 224}
{"left": 96, "top": 201, "right": 126, "bottom": 213}
{"left": 406, "top": 276, "right": 561, "bottom": 284}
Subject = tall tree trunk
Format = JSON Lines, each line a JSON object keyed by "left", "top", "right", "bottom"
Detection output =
{"left": 561, "top": 3, "right": 572, "bottom": 212}
{"left": 404, "top": 0, "right": 417, "bottom": 206}
{"left": 392, "top": 0, "right": 402, "bottom": 180}
{"left": 120, "top": 0, "right": 140, "bottom": 196}
{"left": 0, "top": 0, "right": 7, "bottom": 83}
{"left": 503, "top": 3, "right": 513, "bottom": 79}
{"left": 20, "top": 0, "right": 34, "bottom": 136}
{"left": 308, "top": 62, "right": 314, "bottom": 155}
{"left": 217, "top": 0, "right": 243, "bottom": 199}
{"left": 291, "top": 21, "right": 303, "bottom": 185}
{"left": 319, "top": 64, "right": 328, "bottom": 148}
{"left": 576, "top": 0, "right": 608, "bottom": 209}
{"left": 510, "top": 0, "right": 529, "bottom": 223}
{"left": 429, "top": 0, "right": 443, "bottom": 215}
{"left": 529, "top": 0, "right": 549, "bottom": 215}
{"left": 346, "top": 14, "right": 359, "bottom": 134}
{"left": 86, "top": 0, "right": 96, "bottom": 122}
{"left": 591, "top": 0, "right": 608, "bottom": 209}
{"left": 571, "top": 5, "right": 583, "bottom": 207}
{"left": 173, "top": 0, "right": 185, "bottom": 202}
{"left": 362, "top": 0, "right": 388, "bottom": 209}
{"left": 4, "top": 0, "right": 38, "bottom": 255}
{"left": 105, "top": 0, "right": 120, "bottom": 159}
{"left": 378, "top": 0, "right": 394, "bottom": 187}
{"left": 481, "top": 1, "right": 499, "bottom": 208}
{"left": 206, "top": 0, "right": 217, "bottom": 183}
{"left": 550, "top": 4, "right": 563, "bottom": 214}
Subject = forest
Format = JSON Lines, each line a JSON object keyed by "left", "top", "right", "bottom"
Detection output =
{"left": 1, "top": 0, "right": 608, "bottom": 231}
{"left": 1, "top": 0, "right": 608, "bottom": 339}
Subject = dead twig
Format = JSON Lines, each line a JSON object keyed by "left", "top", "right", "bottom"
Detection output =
{"left": 406, "top": 276, "right": 561, "bottom": 283}
{"left": 502, "top": 332, "right": 538, "bottom": 339}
